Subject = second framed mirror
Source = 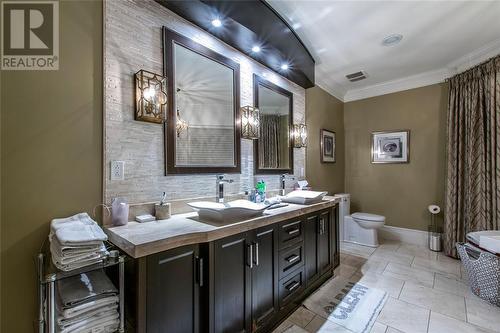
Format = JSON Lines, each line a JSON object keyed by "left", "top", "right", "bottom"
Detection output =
{"left": 253, "top": 75, "right": 293, "bottom": 174}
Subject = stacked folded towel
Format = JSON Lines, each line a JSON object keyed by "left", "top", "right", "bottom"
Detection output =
{"left": 56, "top": 270, "right": 119, "bottom": 333}
{"left": 49, "top": 213, "right": 108, "bottom": 271}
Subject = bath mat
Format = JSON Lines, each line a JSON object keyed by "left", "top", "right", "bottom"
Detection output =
{"left": 303, "top": 277, "right": 388, "bottom": 333}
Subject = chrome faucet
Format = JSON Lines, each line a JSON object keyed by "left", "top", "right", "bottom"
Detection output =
{"left": 280, "top": 174, "right": 295, "bottom": 196}
{"left": 216, "top": 174, "right": 234, "bottom": 203}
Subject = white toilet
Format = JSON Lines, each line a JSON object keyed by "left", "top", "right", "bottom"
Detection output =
{"left": 336, "top": 193, "right": 385, "bottom": 247}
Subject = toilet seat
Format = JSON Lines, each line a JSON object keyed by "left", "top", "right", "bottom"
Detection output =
{"left": 351, "top": 212, "right": 385, "bottom": 222}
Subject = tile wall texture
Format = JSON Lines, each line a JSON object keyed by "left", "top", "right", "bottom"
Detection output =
{"left": 105, "top": 0, "right": 306, "bottom": 204}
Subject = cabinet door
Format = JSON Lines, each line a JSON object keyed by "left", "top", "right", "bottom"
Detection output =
{"left": 304, "top": 214, "right": 319, "bottom": 286}
{"left": 213, "top": 232, "right": 252, "bottom": 333}
{"left": 318, "top": 210, "right": 332, "bottom": 274}
{"left": 147, "top": 244, "right": 201, "bottom": 333}
{"left": 251, "top": 225, "right": 278, "bottom": 328}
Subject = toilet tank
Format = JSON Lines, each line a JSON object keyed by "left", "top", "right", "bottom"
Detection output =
{"left": 336, "top": 193, "right": 351, "bottom": 217}
{"left": 335, "top": 193, "right": 350, "bottom": 241}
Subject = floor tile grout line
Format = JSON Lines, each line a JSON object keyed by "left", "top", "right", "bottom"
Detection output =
{"left": 397, "top": 280, "right": 405, "bottom": 299}
{"left": 463, "top": 297, "right": 468, "bottom": 324}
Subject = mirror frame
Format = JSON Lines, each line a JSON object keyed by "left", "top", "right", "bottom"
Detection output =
{"left": 253, "top": 74, "right": 294, "bottom": 175}
{"left": 163, "top": 27, "right": 241, "bottom": 174}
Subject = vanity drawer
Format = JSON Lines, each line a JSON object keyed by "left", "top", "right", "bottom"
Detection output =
{"left": 279, "top": 267, "right": 305, "bottom": 307}
{"left": 279, "top": 219, "right": 303, "bottom": 249}
{"left": 279, "top": 243, "right": 304, "bottom": 278}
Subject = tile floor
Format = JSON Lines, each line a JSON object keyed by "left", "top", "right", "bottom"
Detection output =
{"left": 274, "top": 240, "right": 500, "bottom": 333}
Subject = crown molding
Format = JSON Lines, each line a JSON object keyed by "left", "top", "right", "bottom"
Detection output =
{"left": 447, "top": 37, "right": 500, "bottom": 73}
{"left": 314, "top": 79, "right": 346, "bottom": 102}
{"left": 328, "top": 38, "right": 500, "bottom": 103}
{"left": 343, "top": 68, "right": 451, "bottom": 102}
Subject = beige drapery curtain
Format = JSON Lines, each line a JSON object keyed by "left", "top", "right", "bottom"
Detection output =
{"left": 259, "top": 115, "right": 282, "bottom": 168}
{"left": 444, "top": 55, "right": 500, "bottom": 257}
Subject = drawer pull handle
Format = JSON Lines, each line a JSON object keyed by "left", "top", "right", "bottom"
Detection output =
{"left": 287, "top": 229, "right": 300, "bottom": 235}
{"left": 286, "top": 254, "right": 300, "bottom": 263}
{"left": 248, "top": 244, "right": 254, "bottom": 268}
{"left": 197, "top": 257, "right": 204, "bottom": 287}
{"left": 286, "top": 281, "right": 300, "bottom": 291}
{"left": 254, "top": 242, "right": 259, "bottom": 266}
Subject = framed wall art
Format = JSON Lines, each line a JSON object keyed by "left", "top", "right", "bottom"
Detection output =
{"left": 320, "top": 129, "right": 336, "bottom": 163}
{"left": 371, "top": 130, "right": 410, "bottom": 164}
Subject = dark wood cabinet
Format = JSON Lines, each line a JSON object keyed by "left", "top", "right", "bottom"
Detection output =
{"left": 318, "top": 210, "right": 332, "bottom": 275}
{"left": 304, "top": 214, "right": 320, "bottom": 286}
{"left": 251, "top": 226, "right": 279, "bottom": 328}
{"left": 212, "top": 232, "right": 252, "bottom": 333}
{"left": 130, "top": 205, "right": 338, "bottom": 333}
{"left": 146, "top": 244, "right": 202, "bottom": 333}
{"left": 304, "top": 209, "right": 335, "bottom": 287}
{"left": 211, "top": 225, "right": 279, "bottom": 333}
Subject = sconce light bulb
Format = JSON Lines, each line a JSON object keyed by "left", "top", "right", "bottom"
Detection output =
{"left": 211, "top": 18, "right": 222, "bottom": 27}
{"left": 144, "top": 87, "right": 155, "bottom": 100}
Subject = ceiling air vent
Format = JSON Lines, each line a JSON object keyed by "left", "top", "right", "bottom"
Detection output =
{"left": 345, "top": 71, "right": 367, "bottom": 82}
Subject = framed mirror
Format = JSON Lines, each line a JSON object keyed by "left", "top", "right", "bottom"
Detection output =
{"left": 253, "top": 75, "right": 293, "bottom": 174}
{"left": 163, "top": 27, "right": 241, "bottom": 174}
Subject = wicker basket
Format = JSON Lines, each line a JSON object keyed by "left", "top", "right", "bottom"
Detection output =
{"left": 456, "top": 242, "right": 500, "bottom": 307}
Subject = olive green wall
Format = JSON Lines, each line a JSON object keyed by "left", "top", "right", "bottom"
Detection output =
{"left": 0, "top": 1, "right": 103, "bottom": 332}
{"left": 306, "top": 86, "right": 345, "bottom": 195}
{"left": 344, "top": 83, "right": 448, "bottom": 231}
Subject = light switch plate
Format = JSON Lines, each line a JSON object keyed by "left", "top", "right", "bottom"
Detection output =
{"left": 111, "top": 161, "right": 124, "bottom": 180}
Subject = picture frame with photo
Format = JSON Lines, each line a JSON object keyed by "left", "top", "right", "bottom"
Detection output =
{"left": 371, "top": 130, "right": 410, "bottom": 163}
{"left": 320, "top": 129, "right": 336, "bottom": 163}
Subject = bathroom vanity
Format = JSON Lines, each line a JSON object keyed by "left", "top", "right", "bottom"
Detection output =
{"left": 106, "top": 197, "right": 339, "bottom": 333}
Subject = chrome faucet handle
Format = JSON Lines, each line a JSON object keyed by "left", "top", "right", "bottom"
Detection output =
{"left": 216, "top": 174, "right": 234, "bottom": 183}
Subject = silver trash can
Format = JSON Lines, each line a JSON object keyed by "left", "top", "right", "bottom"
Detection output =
{"left": 429, "top": 232, "right": 442, "bottom": 252}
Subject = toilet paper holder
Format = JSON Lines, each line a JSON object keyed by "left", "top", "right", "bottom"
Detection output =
{"left": 428, "top": 204, "right": 442, "bottom": 252}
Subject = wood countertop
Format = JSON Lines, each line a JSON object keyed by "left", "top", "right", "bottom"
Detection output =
{"left": 105, "top": 196, "right": 339, "bottom": 258}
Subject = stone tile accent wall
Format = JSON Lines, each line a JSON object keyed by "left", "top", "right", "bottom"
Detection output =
{"left": 105, "top": 0, "right": 306, "bottom": 204}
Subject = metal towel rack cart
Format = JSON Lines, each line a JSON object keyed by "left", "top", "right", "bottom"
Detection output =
{"left": 36, "top": 240, "right": 126, "bottom": 333}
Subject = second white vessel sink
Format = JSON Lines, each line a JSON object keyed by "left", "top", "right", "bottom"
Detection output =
{"left": 187, "top": 199, "right": 271, "bottom": 222}
{"left": 281, "top": 190, "right": 328, "bottom": 205}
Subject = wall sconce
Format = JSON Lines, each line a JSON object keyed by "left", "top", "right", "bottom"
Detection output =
{"left": 135, "top": 70, "right": 167, "bottom": 124}
{"left": 292, "top": 124, "right": 308, "bottom": 148}
{"left": 241, "top": 105, "right": 260, "bottom": 139}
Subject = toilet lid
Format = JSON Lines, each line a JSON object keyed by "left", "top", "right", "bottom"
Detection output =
{"left": 351, "top": 212, "right": 385, "bottom": 222}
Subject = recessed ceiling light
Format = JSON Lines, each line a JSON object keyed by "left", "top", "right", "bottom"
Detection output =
{"left": 211, "top": 18, "right": 222, "bottom": 27}
{"left": 251, "top": 45, "right": 261, "bottom": 53}
{"left": 281, "top": 63, "right": 289, "bottom": 70}
{"left": 382, "top": 34, "right": 403, "bottom": 46}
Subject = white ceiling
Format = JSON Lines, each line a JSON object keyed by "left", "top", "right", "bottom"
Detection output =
{"left": 268, "top": 0, "right": 500, "bottom": 102}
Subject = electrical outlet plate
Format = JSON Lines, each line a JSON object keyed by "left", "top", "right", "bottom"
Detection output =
{"left": 111, "top": 161, "right": 124, "bottom": 181}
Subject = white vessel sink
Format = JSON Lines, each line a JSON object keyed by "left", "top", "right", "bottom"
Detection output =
{"left": 281, "top": 190, "right": 328, "bottom": 205}
{"left": 187, "top": 199, "right": 270, "bottom": 222}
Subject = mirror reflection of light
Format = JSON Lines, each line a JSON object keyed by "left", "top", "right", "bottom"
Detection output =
{"left": 211, "top": 18, "right": 222, "bottom": 27}
{"left": 251, "top": 45, "right": 261, "bottom": 53}
{"left": 281, "top": 63, "right": 289, "bottom": 70}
